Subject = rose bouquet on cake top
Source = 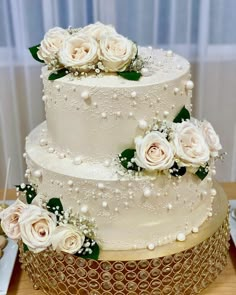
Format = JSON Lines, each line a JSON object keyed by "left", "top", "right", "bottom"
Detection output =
{"left": 29, "top": 22, "right": 144, "bottom": 81}
{"left": 0, "top": 184, "right": 99, "bottom": 259}
{"left": 119, "top": 106, "right": 222, "bottom": 180}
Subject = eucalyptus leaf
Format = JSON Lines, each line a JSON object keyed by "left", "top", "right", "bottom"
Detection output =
{"left": 173, "top": 106, "right": 190, "bottom": 123}
{"left": 48, "top": 68, "right": 69, "bottom": 80}
{"left": 170, "top": 162, "right": 186, "bottom": 177}
{"left": 119, "top": 149, "right": 140, "bottom": 171}
{"left": 16, "top": 184, "right": 37, "bottom": 204}
{"left": 195, "top": 166, "right": 208, "bottom": 180}
{"left": 29, "top": 44, "right": 44, "bottom": 63}
{"left": 46, "top": 198, "right": 64, "bottom": 217}
{"left": 118, "top": 71, "right": 142, "bottom": 81}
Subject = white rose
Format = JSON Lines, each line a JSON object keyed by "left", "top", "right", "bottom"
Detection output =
{"left": 0, "top": 199, "right": 26, "bottom": 240}
{"left": 58, "top": 33, "right": 98, "bottom": 71}
{"left": 99, "top": 33, "right": 137, "bottom": 72}
{"left": 81, "top": 22, "right": 116, "bottom": 41}
{"left": 51, "top": 225, "right": 85, "bottom": 254}
{"left": 173, "top": 121, "right": 210, "bottom": 166}
{"left": 37, "top": 27, "right": 69, "bottom": 64}
{"left": 19, "top": 205, "right": 57, "bottom": 253}
{"left": 201, "top": 121, "right": 222, "bottom": 157}
{"left": 135, "top": 132, "right": 174, "bottom": 171}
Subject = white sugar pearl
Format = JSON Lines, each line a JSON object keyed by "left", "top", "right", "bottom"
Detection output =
{"left": 55, "top": 85, "right": 60, "bottom": 91}
{"left": 81, "top": 205, "right": 88, "bottom": 213}
{"left": 48, "top": 147, "right": 55, "bottom": 153}
{"left": 143, "top": 188, "right": 152, "bottom": 197}
{"left": 75, "top": 187, "right": 79, "bottom": 193}
{"left": 210, "top": 188, "right": 217, "bottom": 196}
{"left": 131, "top": 91, "right": 137, "bottom": 98}
{"left": 102, "top": 201, "right": 108, "bottom": 208}
{"left": 98, "top": 183, "right": 105, "bottom": 190}
{"left": 40, "top": 139, "right": 48, "bottom": 146}
{"left": 176, "top": 64, "right": 182, "bottom": 70}
{"left": 116, "top": 111, "right": 121, "bottom": 117}
{"left": 42, "top": 95, "right": 47, "bottom": 102}
{"left": 176, "top": 233, "right": 186, "bottom": 242}
{"left": 163, "top": 111, "right": 169, "bottom": 117}
{"left": 208, "top": 212, "right": 213, "bottom": 217}
{"left": 33, "top": 170, "right": 42, "bottom": 178}
{"left": 141, "top": 67, "right": 150, "bottom": 76}
{"left": 138, "top": 119, "right": 148, "bottom": 130}
{"left": 129, "top": 112, "right": 133, "bottom": 117}
{"left": 167, "top": 203, "right": 172, "bottom": 210}
{"left": 25, "top": 169, "right": 31, "bottom": 174}
{"left": 185, "top": 80, "right": 194, "bottom": 90}
{"left": 166, "top": 50, "right": 173, "bottom": 57}
{"left": 81, "top": 91, "right": 89, "bottom": 100}
{"left": 104, "top": 160, "right": 110, "bottom": 167}
{"left": 147, "top": 243, "right": 155, "bottom": 250}
{"left": 114, "top": 207, "right": 119, "bottom": 212}
{"left": 174, "top": 87, "right": 179, "bottom": 94}
{"left": 59, "top": 153, "right": 65, "bottom": 159}
{"left": 73, "top": 157, "right": 82, "bottom": 165}
{"left": 101, "top": 112, "right": 107, "bottom": 118}
{"left": 23, "top": 153, "right": 27, "bottom": 158}
{"left": 68, "top": 180, "right": 73, "bottom": 187}
{"left": 192, "top": 227, "right": 199, "bottom": 233}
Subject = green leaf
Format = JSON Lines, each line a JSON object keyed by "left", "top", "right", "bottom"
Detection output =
{"left": 48, "top": 68, "right": 68, "bottom": 80}
{"left": 173, "top": 106, "right": 190, "bottom": 123}
{"left": 75, "top": 239, "right": 100, "bottom": 260}
{"left": 29, "top": 44, "right": 44, "bottom": 63}
{"left": 170, "top": 162, "right": 186, "bottom": 177}
{"left": 195, "top": 166, "right": 209, "bottom": 180}
{"left": 117, "top": 71, "right": 142, "bottom": 81}
{"left": 46, "top": 198, "right": 64, "bottom": 217}
{"left": 119, "top": 149, "right": 140, "bottom": 171}
{"left": 16, "top": 184, "right": 37, "bottom": 204}
{"left": 23, "top": 243, "right": 29, "bottom": 253}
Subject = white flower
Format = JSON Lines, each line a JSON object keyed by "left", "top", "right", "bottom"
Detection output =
{"left": 58, "top": 33, "right": 98, "bottom": 71}
{"left": 201, "top": 121, "right": 222, "bottom": 157}
{"left": 135, "top": 132, "right": 174, "bottom": 171}
{"left": 81, "top": 22, "right": 116, "bottom": 41}
{"left": 51, "top": 225, "right": 85, "bottom": 254}
{"left": 0, "top": 199, "right": 26, "bottom": 240}
{"left": 37, "top": 27, "right": 69, "bottom": 64}
{"left": 99, "top": 33, "right": 137, "bottom": 72}
{"left": 18, "top": 205, "right": 57, "bottom": 253}
{"left": 172, "top": 121, "right": 210, "bottom": 166}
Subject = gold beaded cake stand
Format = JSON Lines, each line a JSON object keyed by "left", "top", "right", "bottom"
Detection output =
{"left": 19, "top": 181, "right": 230, "bottom": 295}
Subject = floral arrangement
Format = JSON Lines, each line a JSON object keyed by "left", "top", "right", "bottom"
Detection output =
{"left": 0, "top": 184, "right": 99, "bottom": 259}
{"left": 119, "top": 106, "right": 222, "bottom": 180}
{"left": 29, "top": 22, "right": 144, "bottom": 81}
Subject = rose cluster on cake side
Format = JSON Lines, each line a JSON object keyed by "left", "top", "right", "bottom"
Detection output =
{"left": 0, "top": 184, "right": 99, "bottom": 259}
{"left": 29, "top": 22, "right": 143, "bottom": 81}
{"left": 119, "top": 106, "right": 222, "bottom": 180}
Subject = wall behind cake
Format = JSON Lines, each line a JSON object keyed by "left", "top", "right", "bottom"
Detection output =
{"left": 0, "top": 0, "right": 236, "bottom": 187}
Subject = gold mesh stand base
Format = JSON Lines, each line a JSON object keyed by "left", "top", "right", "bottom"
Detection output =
{"left": 19, "top": 182, "right": 230, "bottom": 295}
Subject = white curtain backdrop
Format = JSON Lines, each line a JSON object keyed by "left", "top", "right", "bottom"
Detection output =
{"left": 0, "top": 0, "right": 236, "bottom": 188}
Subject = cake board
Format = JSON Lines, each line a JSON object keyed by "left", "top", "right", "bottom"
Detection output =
{"left": 19, "top": 181, "right": 229, "bottom": 295}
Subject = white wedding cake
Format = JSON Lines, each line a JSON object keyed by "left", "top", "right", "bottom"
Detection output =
{"left": 1, "top": 21, "right": 223, "bottom": 258}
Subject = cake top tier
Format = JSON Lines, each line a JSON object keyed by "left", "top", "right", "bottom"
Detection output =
{"left": 30, "top": 22, "right": 189, "bottom": 84}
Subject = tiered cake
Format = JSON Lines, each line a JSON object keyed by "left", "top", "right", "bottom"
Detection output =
{"left": 0, "top": 23, "right": 229, "bottom": 294}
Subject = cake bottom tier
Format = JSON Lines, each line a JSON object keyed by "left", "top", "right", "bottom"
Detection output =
{"left": 19, "top": 182, "right": 229, "bottom": 295}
